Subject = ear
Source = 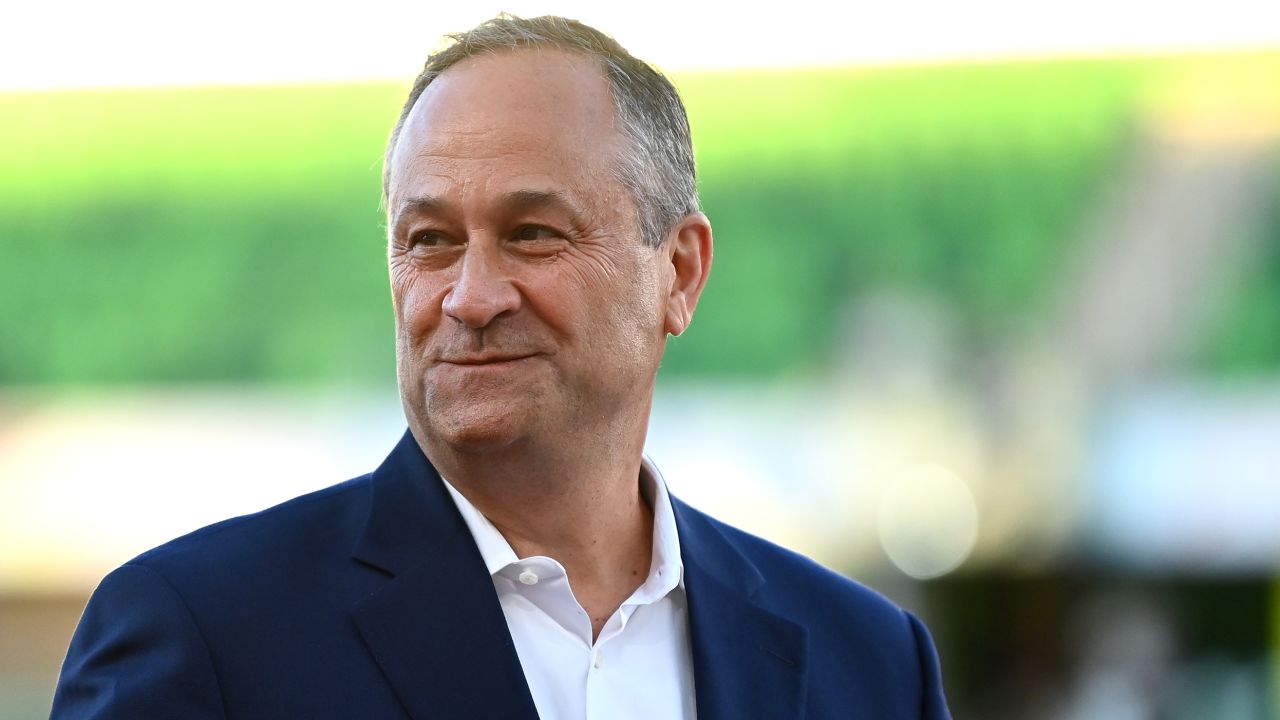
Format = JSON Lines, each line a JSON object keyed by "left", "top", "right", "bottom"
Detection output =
{"left": 663, "top": 212, "right": 713, "bottom": 337}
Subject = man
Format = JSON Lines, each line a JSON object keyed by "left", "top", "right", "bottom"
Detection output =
{"left": 53, "top": 15, "right": 950, "bottom": 719}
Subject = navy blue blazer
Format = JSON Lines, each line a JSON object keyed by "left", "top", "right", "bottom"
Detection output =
{"left": 53, "top": 430, "right": 950, "bottom": 719}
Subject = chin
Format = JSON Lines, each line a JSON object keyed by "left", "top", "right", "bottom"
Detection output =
{"left": 437, "top": 423, "right": 526, "bottom": 455}
{"left": 412, "top": 400, "right": 533, "bottom": 456}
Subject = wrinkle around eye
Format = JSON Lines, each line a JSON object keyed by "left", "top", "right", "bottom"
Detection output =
{"left": 504, "top": 225, "right": 570, "bottom": 261}
{"left": 390, "top": 235, "right": 463, "bottom": 272}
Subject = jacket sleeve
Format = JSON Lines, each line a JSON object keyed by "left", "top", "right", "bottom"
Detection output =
{"left": 905, "top": 610, "right": 952, "bottom": 720}
{"left": 50, "top": 563, "right": 227, "bottom": 719}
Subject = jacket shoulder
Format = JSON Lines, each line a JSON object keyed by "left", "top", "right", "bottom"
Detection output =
{"left": 678, "top": 501, "right": 952, "bottom": 717}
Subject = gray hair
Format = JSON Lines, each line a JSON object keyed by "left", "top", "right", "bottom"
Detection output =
{"left": 383, "top": 14, "right": 699, "bottom": 248}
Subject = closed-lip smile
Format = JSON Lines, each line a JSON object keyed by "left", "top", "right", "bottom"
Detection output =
{"left": 439, "top": 353, "right": 536, "bottom": 366}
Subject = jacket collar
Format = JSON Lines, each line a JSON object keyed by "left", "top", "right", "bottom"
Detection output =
{"left": 350, "top": 430, "right": 540, "bottom": 720}
{"left": 673, "top": 496, "right": 810, "bottom": 720}
{"left": 350, "top": 430, "right": 808, "bottom": 720}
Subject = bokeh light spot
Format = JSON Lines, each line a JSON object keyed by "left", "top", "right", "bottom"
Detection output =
{"left": 876, "top": 463, "right": 979, "bottom": 579}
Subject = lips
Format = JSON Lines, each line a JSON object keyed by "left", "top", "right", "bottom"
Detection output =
{"left": 438, "top": 354, "right": 535, "bottom": 366}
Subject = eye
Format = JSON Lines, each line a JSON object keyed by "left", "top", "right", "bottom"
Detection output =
{"left": 512, "top": 225, "right": 561, "bottom": 242}
{"left": 410, "top": 230, "right": 449, "bottom": 247}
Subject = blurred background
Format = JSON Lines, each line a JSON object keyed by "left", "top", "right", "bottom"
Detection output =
{"left": 3, "top": 1, "right": 1280, "bottom": 717}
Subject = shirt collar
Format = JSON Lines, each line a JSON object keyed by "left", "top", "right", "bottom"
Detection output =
{"left": 441, "top": 456, "right": 685, "bottom": 592}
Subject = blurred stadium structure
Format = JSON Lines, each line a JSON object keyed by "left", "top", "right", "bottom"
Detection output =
{"left": 3, "top": 6, "right": 1280, "bottom": 718}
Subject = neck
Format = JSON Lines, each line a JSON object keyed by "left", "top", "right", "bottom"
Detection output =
{"left": 415, "top": 413, "right": 656, "bottom": 639}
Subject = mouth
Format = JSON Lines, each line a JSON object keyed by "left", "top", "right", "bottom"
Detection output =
{"left": 438, "top": 354, "right": 537, "bottom": 367}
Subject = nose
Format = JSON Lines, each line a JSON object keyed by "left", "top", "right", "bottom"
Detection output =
{"left": 442, "top": 244, "right": 521, "bottom": 329}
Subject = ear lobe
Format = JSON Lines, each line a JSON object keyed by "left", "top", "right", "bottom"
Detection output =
{"left": 663, "top": 213, "right": 713, "bottom": 337}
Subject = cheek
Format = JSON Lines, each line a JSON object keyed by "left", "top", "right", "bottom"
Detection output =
{"left": 391, "top": 269, "right": 446, "bottom": 346}
{"left": 605, "top": 254, "right": 665, "bottom": 325}
{"left": 517, "top": 269, "right": 577, "bottom": 336}
{"left": 568, "top": 260, "right": 665, "bottom": 351}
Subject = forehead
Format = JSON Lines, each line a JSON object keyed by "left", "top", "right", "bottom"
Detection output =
{"left": 387, "top": 49, "right": 622, "bottom": 207}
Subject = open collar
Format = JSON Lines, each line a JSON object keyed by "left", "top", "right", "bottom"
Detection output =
{"left": 350, "top": 429, "right": 808, "bottom": 720}
{"left": 439, "top": 455, "right": 686, "bottom": 599}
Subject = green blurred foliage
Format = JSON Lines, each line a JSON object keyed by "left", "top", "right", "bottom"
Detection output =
{"left": 677, "top": 60, "right": 1144, "bottom": 375}
{"left": 1, "top": 85, "right": 400, "bottom": 384}
{"left": 1192, "top": 161, "right": 1280, "bottom": 376}
{"left": 1, "top": 57, "right": 1275, "bottom": 385}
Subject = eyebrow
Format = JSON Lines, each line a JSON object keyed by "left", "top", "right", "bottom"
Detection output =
{"left": 504, "top": 189, "right": 581, "bottom": 215}
{"left": 391, "top": 189, "right": 583, "bottom": 230}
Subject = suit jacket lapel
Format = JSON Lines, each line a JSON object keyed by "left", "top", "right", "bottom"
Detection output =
{"left": 350, "top": 431, "right": 539, "bottom": 720}
{"left": 674, "top": 497, "right": 809, "bottom": 720}
{"left": 348, "top": 432, "right": 806, "bottom": 720}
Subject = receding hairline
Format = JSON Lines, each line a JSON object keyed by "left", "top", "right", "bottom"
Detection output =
{"left": 384, "top": 46, "right": 625, "bottom": 202}
{"left": 383, "top": 14, "right": 699, "bottom": 248}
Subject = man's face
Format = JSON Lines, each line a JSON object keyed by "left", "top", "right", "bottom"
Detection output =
{"left": 385, "top": 49, "right": 675, "bottom": 454}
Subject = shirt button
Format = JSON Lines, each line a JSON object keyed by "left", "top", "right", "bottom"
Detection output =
{"left": 518, "top": 570, "right": 538, "bottom": 586}
{"left": 593, "top": 652, "right": 603, "bottom": 669}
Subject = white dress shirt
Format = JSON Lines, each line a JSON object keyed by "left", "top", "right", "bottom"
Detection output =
{"left": 441, "top": 458, "right": 697, "bottom": 720}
